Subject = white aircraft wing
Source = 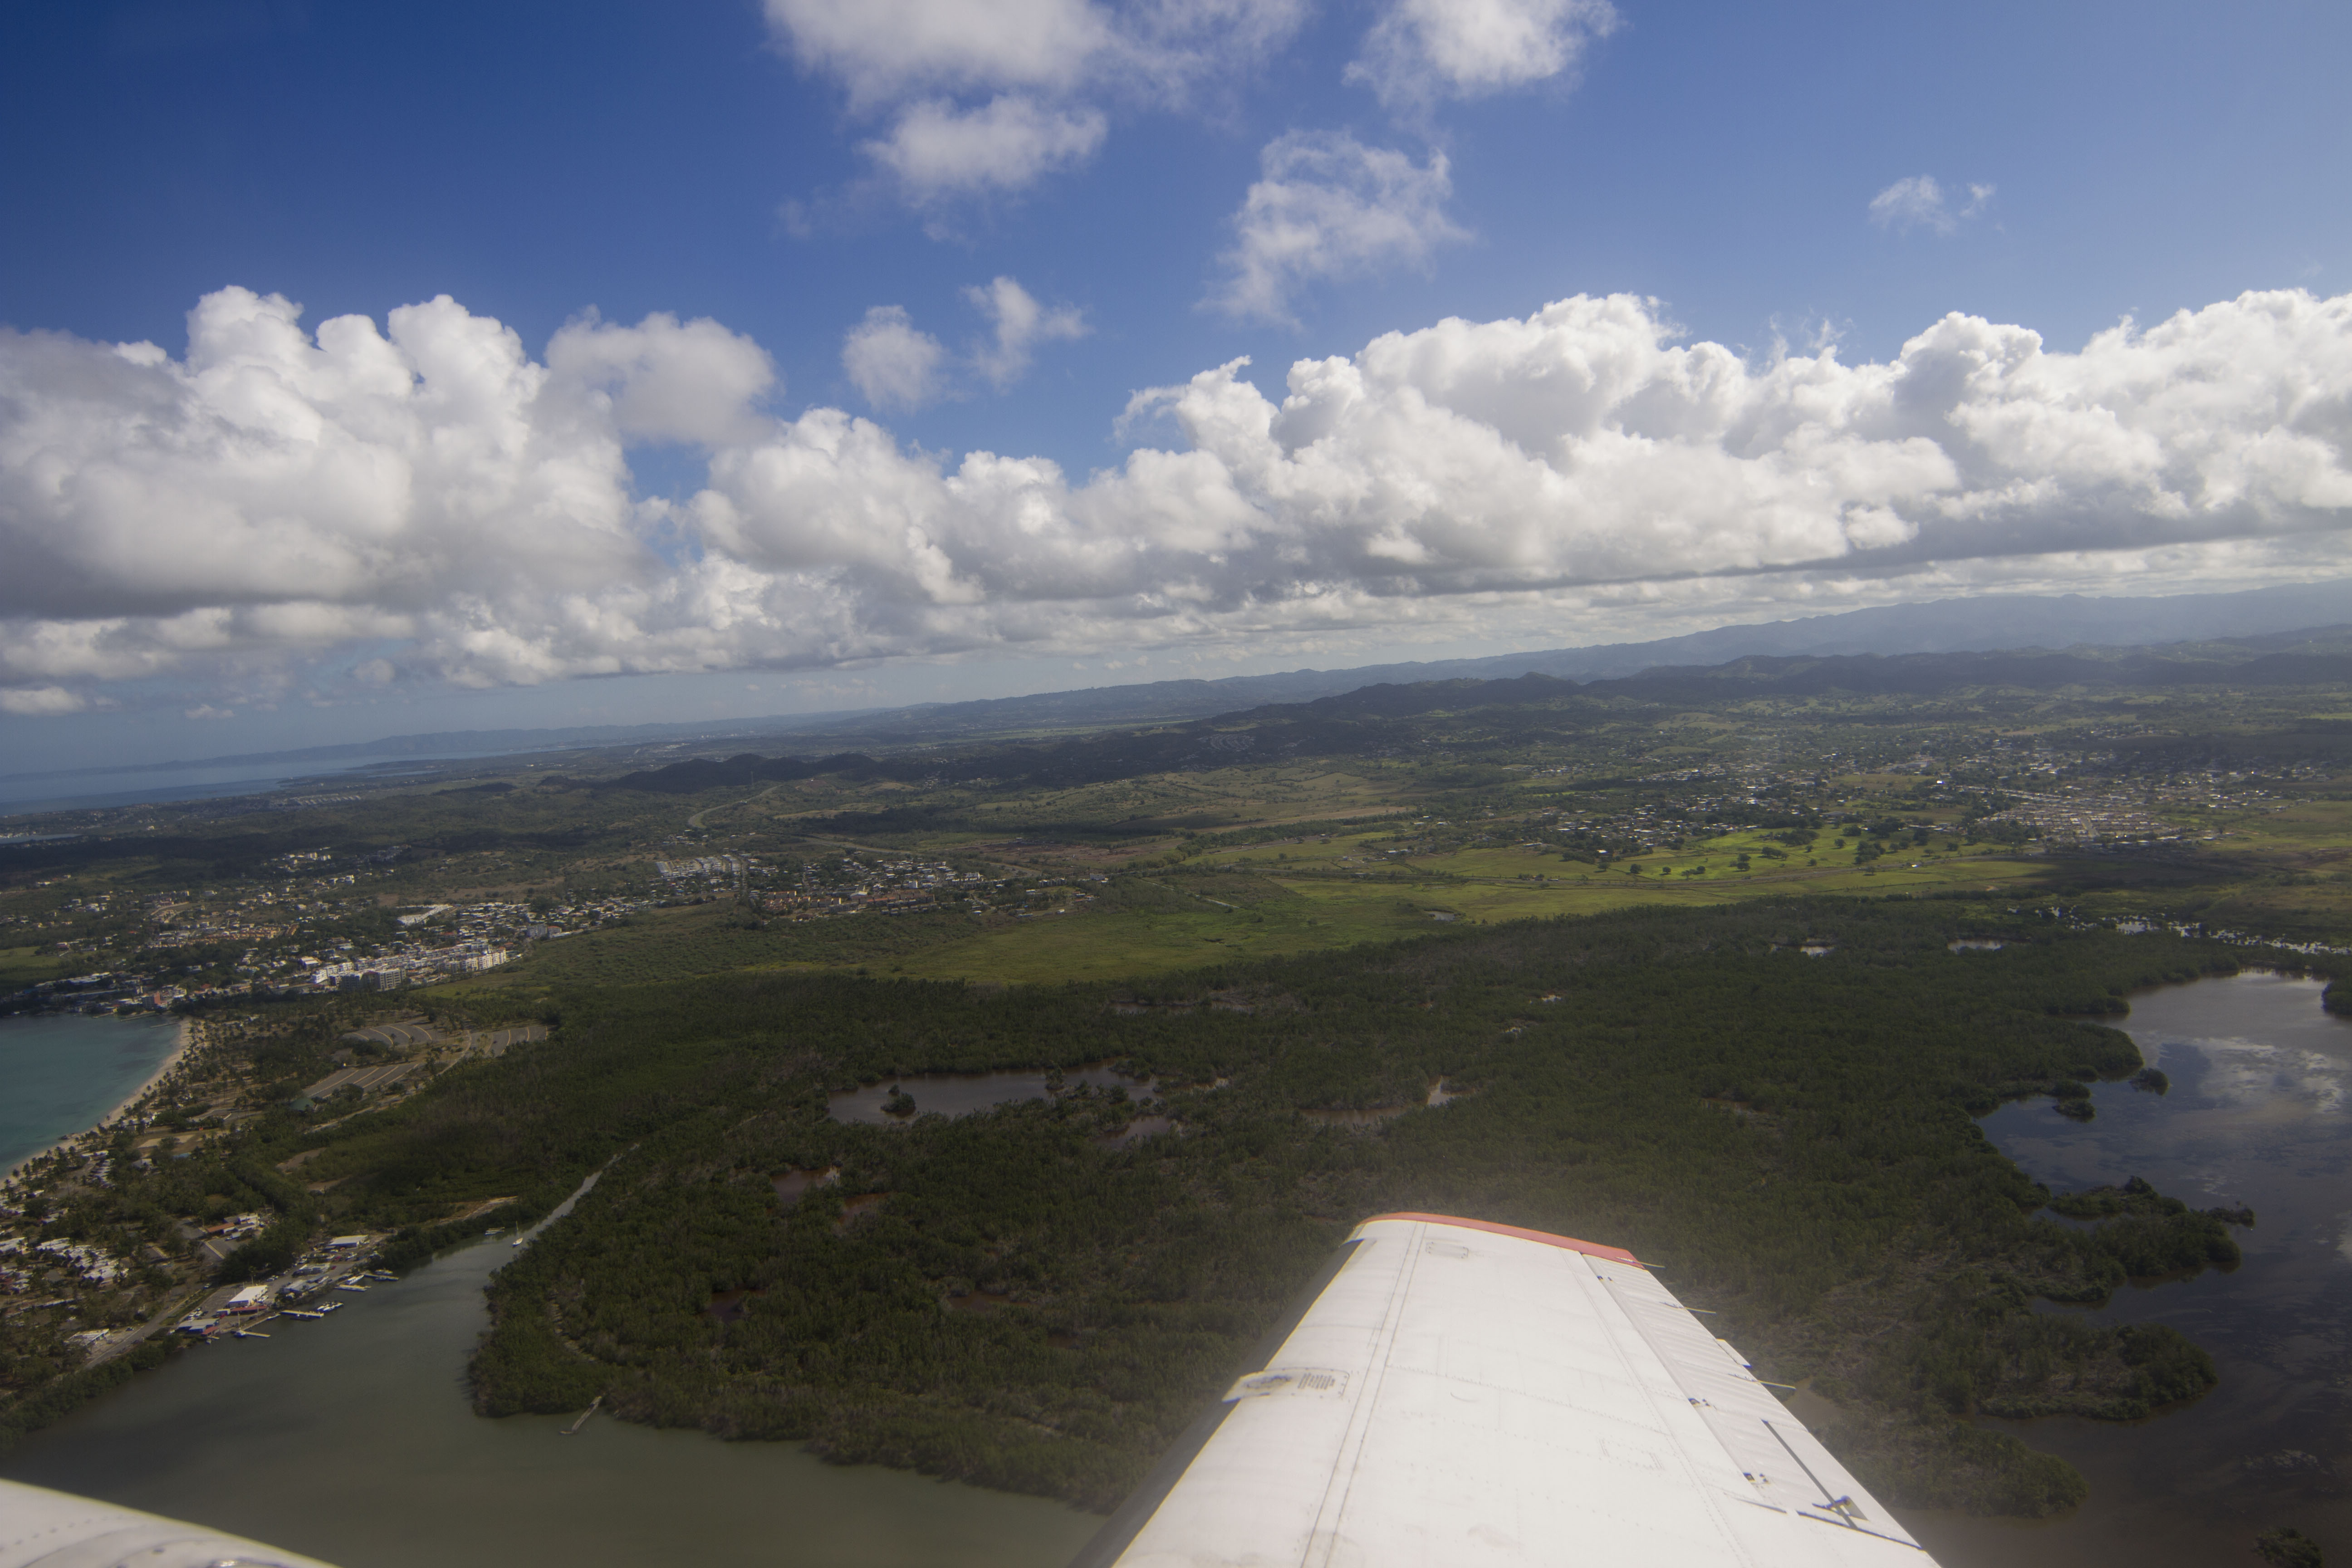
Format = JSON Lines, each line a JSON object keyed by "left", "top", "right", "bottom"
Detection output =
{"left": 1072, "top": 1212, "right": 1936, "bottom": 1568}
{"left": 0, "top": 1479, "right": 340, "bottom": 1568}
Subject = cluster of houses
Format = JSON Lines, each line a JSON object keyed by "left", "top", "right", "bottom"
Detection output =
{"left": 757, "top": 857, "right": 983, "bottom": 920}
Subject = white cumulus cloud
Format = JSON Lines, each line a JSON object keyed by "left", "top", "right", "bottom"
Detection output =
{"left": 0, "top": 287, "right": 726, "bottom": 701}
{"left": 1212, "top": 131, "right": 1469, "bottom": 323}
{"left": 769, "top": 0, "right": 1308, "bottom": 201}
{"left": 542, "top": 309, "right": 776, "bottom": 447}
{"left": 967, "top": 276, "right": 1088, "bottom": 387}
{"left": 842, "top": 305, "right": 949, "bottom": 411}
{"left": 841, "top": 281, "right": 1084, "bottom": 410}
{"left": 1870, "top": 175, "right": 1995, "bottom": 235}
{"left": 5, "top": 284, "right": 2351, "bottom": 717}
{"left": 862, "top": 96, "right": 1109, "bottom": 200}
{"left": 0, "top": 685, "right": 84, "bottom": 715}
{"left": 1349, "top": 0, "right": 1618, "bottom": 108}
{"left": 767, "top": 0, "right": 1114, "bottom": 107}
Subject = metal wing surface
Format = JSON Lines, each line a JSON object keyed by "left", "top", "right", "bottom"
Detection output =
{"left": 0, "top": 1479, "right": 341, "bottom": 1568}
{"left": 1074, "top": 1213, "right": 1936, "bottom": 1568}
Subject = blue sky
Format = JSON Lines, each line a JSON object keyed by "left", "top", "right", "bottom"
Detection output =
{"left": 3, "top": 0, "right": 2349, "bottom": 769}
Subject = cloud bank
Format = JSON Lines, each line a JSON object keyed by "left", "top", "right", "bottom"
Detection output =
{"left": 4, "top": 284, "right": 2349, "bottom": 712}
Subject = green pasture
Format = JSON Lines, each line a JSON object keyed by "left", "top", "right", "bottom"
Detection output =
{"left": 466, "top": 828, "right": 2065, "bottom": 990}
{"left": 0, "top": 946, "right": 68, "bottom": 988}
{"left": 473, "top": 902, "right": 976, "bottom": 989}
{"left": 889, "top": 883, "right": 1428, "bottom": 983}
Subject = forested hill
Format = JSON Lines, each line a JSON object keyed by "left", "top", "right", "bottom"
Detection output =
{"left": 1277, "top": 626, "right": 2352, "bottom": 716}
{"left": 76, "top": 585, "right": 2347, "bottom": 781}
{"left": 1586, "top": 630, "right": 2352, "bottom": 701}
{"left": 591, "top": 751, "right": 887, "bottom": 795}
{"left": 641, "top": 582, "right": 2352, "bottom": 746}
{"left": 588, "top": 626, "right": 2352, "bottom": 798}
{"left": 134, "top": 898, "right": 2289, "bottom": 1520}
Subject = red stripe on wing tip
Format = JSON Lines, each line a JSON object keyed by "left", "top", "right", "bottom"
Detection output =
{"left": 1357, "top": 1212, "right": 1646, "bottom": 1267}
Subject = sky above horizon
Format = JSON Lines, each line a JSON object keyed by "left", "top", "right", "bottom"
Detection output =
{"left": 3, "top": 0, "right": 2350, "bottom": 771}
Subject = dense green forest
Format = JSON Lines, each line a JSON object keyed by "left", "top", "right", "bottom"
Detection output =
{"left": 81, "top": 896, "right": 2288, "bottom": 1516}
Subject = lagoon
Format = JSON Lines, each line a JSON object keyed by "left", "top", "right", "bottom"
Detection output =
{"left": 1911, "top": 971, "right": 2352, "bottom": 1567}
{"left": 827, "top": 1063, "right": 1142, "bottom": 1124}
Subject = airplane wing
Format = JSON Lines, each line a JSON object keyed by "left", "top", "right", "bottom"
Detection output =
{"left": 0, "top": 1478, "right": 340, "bottom": 1568}
{"left": 1071, "top": 1212, "right": 1936, "bottom": 1568}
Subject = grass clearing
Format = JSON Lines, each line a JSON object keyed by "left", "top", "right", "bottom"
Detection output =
{"left": 0, "top": 946, "right": 68, "bottom": 988}
{"left": 890, "top": 885, "right": 1426, "bottom": 983}
{"left": 464, "top": 838, "right": 2063, "bottom": 990}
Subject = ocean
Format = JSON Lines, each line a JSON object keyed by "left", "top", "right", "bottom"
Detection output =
{"left": 0, "top": 753, "right": 505, "bottom": 817}
{"left": 0, "top": 1012, "right": 182, "bottom": 1175}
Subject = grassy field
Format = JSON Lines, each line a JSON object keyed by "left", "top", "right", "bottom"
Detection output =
{"left": 808, "top": 846, "right": 2058, "bottom": 985}
{"left": 445, "top": 808, "right": 2086, "bottom": 991}
{"left": 2071, "top": 797, "right": 2352, "bottom": 938}
{"left": 0, "top": 946, "right": 68, "bottom": 989}
{"left": 431, "top": 769, "right": 2350, "bottom": 995}
{"left": 1194, "top": 823, "right": 2054, "bottom": 916}
{"left": 14, "top": 664, "right": 2348, "bottom": 1011}
{"left": 889, "top": 882, "right": 1428, "bottom": 983}
{"left": 469, "top": 904, "right": 979, "bottom": 990}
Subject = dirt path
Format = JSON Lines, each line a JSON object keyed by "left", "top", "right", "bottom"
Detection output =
{"left": 687, "top": 783, "right": 779, "bottom": 829}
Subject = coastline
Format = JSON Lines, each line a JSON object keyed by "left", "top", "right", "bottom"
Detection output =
{"left": 101, "top": 1014, "right": 193, "bottom": 1131}
{"left": 1, "top": 1013, "right": 191, "bottom": 1184}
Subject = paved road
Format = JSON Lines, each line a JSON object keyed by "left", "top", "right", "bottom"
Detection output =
{"left": 87, "top": 1282, "right": 214, "bottom": 1366}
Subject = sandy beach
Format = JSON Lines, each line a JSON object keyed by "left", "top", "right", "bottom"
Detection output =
{"left": 100, "top": 1014, "right": 195, "bottom": 1130}
{"left": 1, "top": 1013, "right": 193, "bottom": 1183}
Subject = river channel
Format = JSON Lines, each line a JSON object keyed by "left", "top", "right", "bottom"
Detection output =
{"left": 0, "top": 1227, "right": 1098, "bottom": 1567}
{"left": 1908, "top": 970, "right": 2352, "bottom": 1567}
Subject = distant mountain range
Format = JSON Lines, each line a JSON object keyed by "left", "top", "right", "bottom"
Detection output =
{"left": 1289, "top": 626, "right": 2352, "bottom": 715}
{"left": 588, "top": 622, "right": 2352, "bottom": 799}
{"left": 15, "top": 578, "right": 2347, "bottom": 781}
{"left": 779, "top": 580, "right": 2352, "bottom": 743}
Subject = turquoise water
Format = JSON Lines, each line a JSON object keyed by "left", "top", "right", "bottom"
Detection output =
{"left": 0, "top": 1012, "right": 181, "bottom": 1174}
